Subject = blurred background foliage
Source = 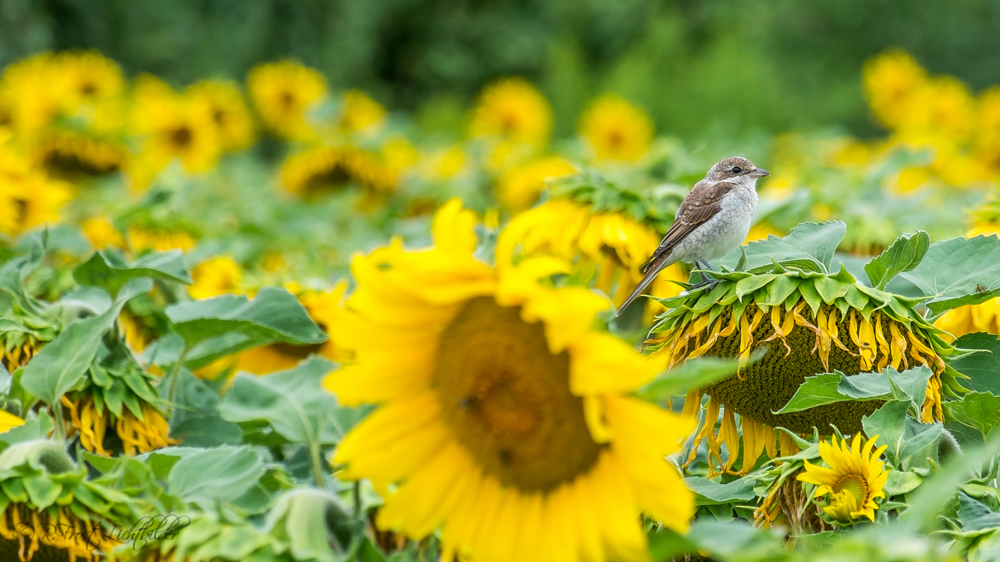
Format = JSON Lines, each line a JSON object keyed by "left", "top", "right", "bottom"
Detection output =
{"left": 4, "top": 0, "right": 1000, "bottom": 141}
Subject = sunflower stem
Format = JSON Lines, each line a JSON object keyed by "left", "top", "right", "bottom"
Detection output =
{"left": 166, "top": 345, "right": 188, "bottom": 409}
{"left": 353, "top": 482, "right": 361, "bottom": 519}
{"left": 309, "top": 440, "right": 326, "bottom": 489}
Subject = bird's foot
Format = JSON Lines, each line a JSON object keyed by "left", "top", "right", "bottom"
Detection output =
{"left": 687, "top": 275, "right": 720, "bottom": 292}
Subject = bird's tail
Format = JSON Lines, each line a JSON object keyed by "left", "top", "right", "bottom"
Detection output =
{"left": 615, "top": 253, "right": 672, "bottom": 317}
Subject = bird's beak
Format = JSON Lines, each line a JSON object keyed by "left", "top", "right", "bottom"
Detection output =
{"left": 750, "top": 168, "right": 770, "bottom": 178}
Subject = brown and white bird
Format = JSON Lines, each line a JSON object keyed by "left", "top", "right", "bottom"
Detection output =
{"left": 616, "top": 156, "right": 769, "bottom": 316}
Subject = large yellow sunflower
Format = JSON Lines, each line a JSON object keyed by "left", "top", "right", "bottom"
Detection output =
{"left": 247, "top": 60, "right": 327, "bottom": 141}
{"left": 325, "top": 200, "right": 694, "bottom": 562}
{"left": 579, "top": 94, "right": 654, "bottom": 162}
{"left": 798, "top": 434, "right": 889, "bottom": 524}
{"left": 468, "top": 77, "right": 552, "bottom": 147}
{"left": 187, "top": 79, "right": 257, "bottom": 152}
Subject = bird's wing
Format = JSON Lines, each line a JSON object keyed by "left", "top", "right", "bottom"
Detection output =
{"left": 639, "top": 181, "right": 736, "bottom": 273}
{"left": 639, "top": 180, "right": 736, "bottom": 273}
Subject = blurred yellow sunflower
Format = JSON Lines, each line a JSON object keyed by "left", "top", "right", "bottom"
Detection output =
{"left": 495, "top": 156, "right": 576, "bottom": 212}
{"left": 579, "top": 94, "right": 654, "bottom": 162}
{"left": 974, "top": 87, "right": 1000, "bottom": 172}
{"left": 234, "top": 283, "right": 346, "bottom": 375}
{"left": 57, "top": 49, "right": 125, "bottom": 108}
{"left": 280, "top": 145, "right": 397, "bottom": 197}
{"left": 798, "top": 434, "right": 888, "bottom": 524}
{"left": 339, "top": 90, "right": 387, "bottom": 133}
{"left": 187, "top": 80, "right": 257, "bottom": 152}
{"left": 127, "top": 224, "right": 198, "bottom": 253}
{"left": 0, "top": 52, "right": 69, "bottom": 132}
{"left": 0, "top": 153, "right": 74, "bottom": 237}
{"left": 468, "top": 77, "right": 552, "bottom": 147}
{"left": 326, "top": 200, "right": 693, "bottom": 562}
{"left": 498, "top": 197, "right": 685, "bottom": 313}
{"left": 81, "top": 216, "right": 126, "bottom": 250}
{"left": 131, "top": 75, "right": 221, "bottom": 173}
{"left": 863, "top": 50, "right": 928, "bottom": 130}
{"left": 32, "top": 128, "right": 126, "bottom": 178}
{"left": 248, "top": 60, "right": 327, "bottom": 141}
{"left": 189, "top": 256, "right": 243, "bottom": 300}
{"left": 904, "top": 76, "right": 975, "bottom": 141}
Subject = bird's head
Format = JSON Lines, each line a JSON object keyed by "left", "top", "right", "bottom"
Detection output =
{"left": 705, "top": 156, "right": 769, "bottom": 185}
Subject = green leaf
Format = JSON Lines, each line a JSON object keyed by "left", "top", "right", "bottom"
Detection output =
{"left": 946, "top": 392, "right": 1000, "bottom": 437}
{"left": 265, "top": 489, "right": 351, "bottom": 558}
{"left": 635, "top": 355, "right": 752, "bottom": 401}
{"left": 20, "top": 295, "right": 132, "bottom": 406}
{"left": 776, "top": 368, "right": 930, "bottom": 414}
{"left": 899, "top": 235, "right": 1000, "bottom": 315}
{"left": 718, "top": 221, "right": 846, "bottom": 273}
{"left": 735, "top": 274, "right": 777, "bottom": 301}
{"left": 814, "top": 276, "right": 850, "bottom": 304}
{"left": 863, "top": 401, "right": 943, "bottom": 469}
{"left": 167, "top": 446, "right": 269, "bottom": 505}
{"left": 950, "top": 333, "right": 1000, "bottom": 395}
{"left": 864, "top": 231, "right": 930, "bottom": 290}
{"left": 74, "top": 249, "right": 192, "bottom": 298}
{"left": 684, "top": 477, "right": 756, "bottom": 505}
{"left": 884, "top": 470, "right": 922, "bottom": 495}
{"left": 219, "top": 357, "right": 339, "bottom": 445}
{"left": 774, "top": 372, "right": 850, "bottom": 414}
{"left": 165, "top": 287, "right": 326, "bottom": 350}
{"left": 958, "top": 493, "right": 1000, "bottom": 532}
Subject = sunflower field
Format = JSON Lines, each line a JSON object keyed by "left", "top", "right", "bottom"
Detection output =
{"left": 5, "top": 35, "right": 1000, "bottom": 562}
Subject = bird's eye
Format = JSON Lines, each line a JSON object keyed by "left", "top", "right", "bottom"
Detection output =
{"left": 731, "top": 166, "right": 742, "bottom": 174}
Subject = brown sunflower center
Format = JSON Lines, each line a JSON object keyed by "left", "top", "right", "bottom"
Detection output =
{"left": 434, "top": 296, "right": 601, "bottom": 492}
{"left": 833, "top": 473, "right": 869, "bottom": 504}
{"left": 170, "top": 126, "right": 193, "bottom": 148}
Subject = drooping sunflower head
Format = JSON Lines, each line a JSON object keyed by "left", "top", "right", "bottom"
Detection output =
{"left": 247, "top": 59, "right": 327, "bottom": 141}
{"left": 647, "top": 241, "right": 959, "bottom": 475}
{"left": 497, "top": 171, "right": 686, "bottom": 313}
{"left": 186, "top": 79, "right": 257, "bottom": 152}
{"left": 32, "top": 128, "right": 127, "bottom": 178}
{"left": 798, "top": 434, "right": 889, "bottom": 524}
{"left": 578, "top": 94, "right": 654, "bottom": 162}
{"left": 280, "top": 145, "right": 397, "bottom": 198}
{"left": 468, "top": 77, "right": 552, "bottom": 147}
{"left": 325, "top": 199, "right": 695, "bottom": 562}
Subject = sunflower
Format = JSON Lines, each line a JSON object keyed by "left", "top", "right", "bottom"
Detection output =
{"left": 32, "top": 128, "right": 126, "bottom": 178}
{"left": 0, "top": 152, "right": 74, "bottom": 237}
{"left": 280, "top": 145, "right": 397, "bottom": 197}
{"left": 56, "top": 50, "right": 125, "bottom": 108}
{"left": 126, "top": 224, "right": 199, "bottom": 253}
{"left": 497, "top": 176, "right": 685, "bottom": 315}
{"left": 647, "top": 261, "right": 959, "bottom": 475}
{"left": 468, "top": 77, "right": 552, "bottom": 147}
{"left": 131, "top": 75, "right": 221, "bottom": 173}
{"left": 339, "top": 90, "right": 387, "bottom": 133}
{"left": 188, "top": 256, "right": 243, "bottom": 300}
{"left": 0, "top": 439, "right": 137, "bottom": 562}
{"left": 863, "top": 50, "right": 928, "bottom": 130}
{"left": 579, "top": 94, "right": 654, "bottom": 162}
{"left": 0, "top": 52, "right": 69, "bottom": 133}
{"left": 247, "top": 60, "right": 327, "bottom": 141}
{"left": 187, "top": 80, "right": 257, "bottom": 152}
{"left": 325, "top": 200, "right": 694, "bottom": 562}
{"left": 495, "top": 156, "right": 576, "bottom": 212}
{"left": 232, "top": 283, "right": 346, "bottom": 375}
{"left": 934, "top": 219, "right": 1000, "bottom": 338}
{"left": 798, "top": 434, "right": 888, "bottom": 524}
{"left": 81, "top": 216, "right": 127, "bottom": 250}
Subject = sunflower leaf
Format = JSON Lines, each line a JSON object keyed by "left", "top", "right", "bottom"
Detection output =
{"left": 719, "top": 221, "right": 846, "bottom": 273}
{"left": 957, "top": 492, "right": 1000, "bottom": 533}
{"left": 74, "top": 249, "right": 192, "bottom": 298}
{"left": 166, "top": 446, "right": 270, "bottom": 505}
{"left": 949, "top": 333, "right": 1000, "bottom": 396}
{"left": 899, "top": 235, "right": 1000, "bottom": 316}
{"left": 945, "top": 392, "right": 1000, "bottom": 437}
{"left": 777, "top": 368, "right": 930, "bottom": 414}
{"left": 684, "top": 477, "right": 756, "bottom": 505}
{"left": 637, "top": 355, "right": 755, "bottom": 401}
{"left": 165, "top": 287, "right": 327, "bottom": 351}
{"left": 863, "top": 401, "right": 944, "bottom": 470}
{"left": 864, "top": 231, "right": 930, "bottom": 290}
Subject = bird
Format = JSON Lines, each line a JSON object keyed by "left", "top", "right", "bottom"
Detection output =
{"left": 615, "top": 156, "right": 769, "bottom": 316}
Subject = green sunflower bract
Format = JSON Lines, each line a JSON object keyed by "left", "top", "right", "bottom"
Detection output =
{"left": 646, "top": 261, "right": 964, "bottom": 475}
